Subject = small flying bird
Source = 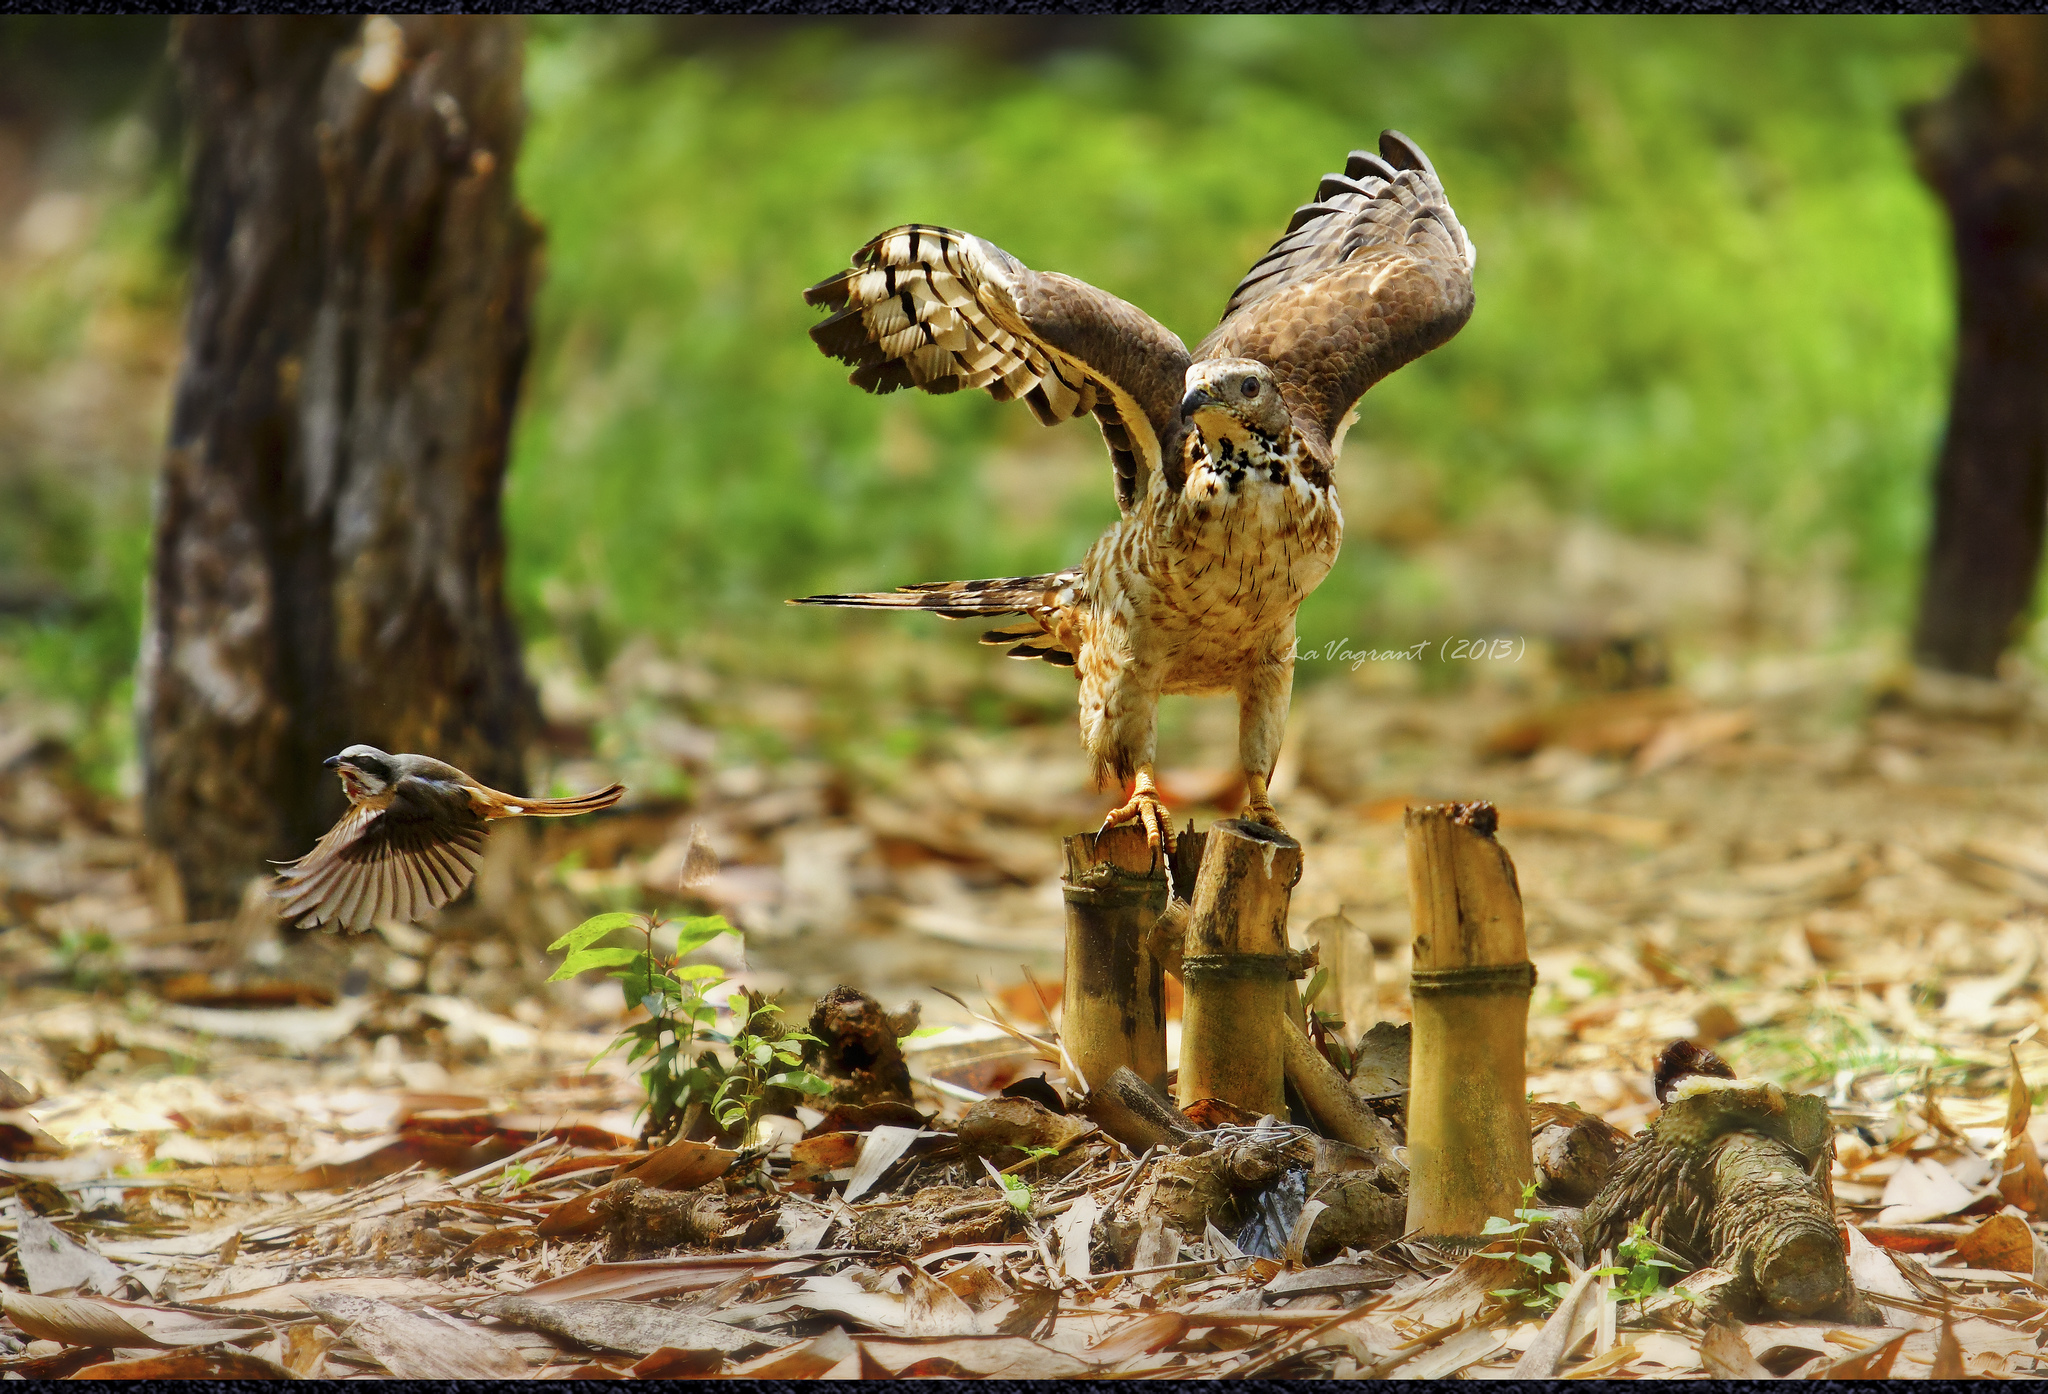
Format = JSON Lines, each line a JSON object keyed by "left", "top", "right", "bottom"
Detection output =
{"left": 273, "top": 745, "right": 626, "bottom": 932}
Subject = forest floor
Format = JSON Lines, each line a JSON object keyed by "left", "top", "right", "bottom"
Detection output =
{"left": 3, "top": 638, "right": 2048, "bottom": 1377}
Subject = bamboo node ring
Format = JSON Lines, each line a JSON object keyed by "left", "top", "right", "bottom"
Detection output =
{"left": 1181, "top": 952, "right": 1301, "bottom": 983}
{"left": 1409, "top": 961, "right": 1536, "bottom": 996}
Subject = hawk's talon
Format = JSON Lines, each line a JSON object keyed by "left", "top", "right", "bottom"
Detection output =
{"left": 1244, "top": 772, "right": 1288, "bottom": 838}
{"left": 1101, "top": 771, "right": 1175, "bottom": 858}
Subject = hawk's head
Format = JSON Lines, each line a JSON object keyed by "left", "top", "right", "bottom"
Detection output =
{"left": 1179, "top": 359, "right": 1291, "bottom": 453}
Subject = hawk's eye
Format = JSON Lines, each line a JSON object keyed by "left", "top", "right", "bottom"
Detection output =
{"left": 1241, "top": 378, "right": 1259, "bottom": 398}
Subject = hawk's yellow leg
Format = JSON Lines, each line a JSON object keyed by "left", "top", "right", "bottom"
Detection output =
{"left": 1244, "top": 772, "right": 1288, "bottom": 836}
{"left": 1101, "top": 766, "right": 1176, "bottom": 855}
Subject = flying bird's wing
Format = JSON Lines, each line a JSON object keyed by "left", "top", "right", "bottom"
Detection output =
{"left": 272, "top": 775, "right": 488, "bottom": 932}
{"left": 1197, "top": 130, "right": 1476, "bottom": 456}
{"left": 805, "top": 225, "right": 1193, "bottom": 510}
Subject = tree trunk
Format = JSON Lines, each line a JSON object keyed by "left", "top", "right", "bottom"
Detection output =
{"left": 142, "top": 16, "right": 540, "bottom": 919}
{"left": 1910, "top": 17, "right": 2048, "bottom": 677}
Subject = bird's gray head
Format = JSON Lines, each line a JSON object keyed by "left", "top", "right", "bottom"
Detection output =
{"left": 325, "top": 744, "right": 397, "bottom": 801}
{"left": 1179, "top": 358, "right": 1291, "bottom": 452}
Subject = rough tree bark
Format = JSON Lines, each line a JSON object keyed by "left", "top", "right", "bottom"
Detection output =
{"left": 1910, "top": 17, "right": 2048, "bottom": 677}
{"left": 142, "top": 17, "right": 541, "bottom": 918}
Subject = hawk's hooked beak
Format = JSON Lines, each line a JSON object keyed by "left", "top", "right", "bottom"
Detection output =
{"left": 323, "top": 755, "right": 343, "bottom": 769}
{"left": 1179, "top": 386, "right": 1217, "bottom": 422}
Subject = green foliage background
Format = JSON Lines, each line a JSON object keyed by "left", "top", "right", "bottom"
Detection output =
{"left": 508, "top": 16, "right": 1965, "bottom": 663}
{"left": 0, "top": 16, "right": 1975, "bottom": 783}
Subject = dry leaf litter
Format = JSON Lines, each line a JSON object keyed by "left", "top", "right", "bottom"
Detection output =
{"left": 6, "top": 639, "right": 2048, "bottom": 1377}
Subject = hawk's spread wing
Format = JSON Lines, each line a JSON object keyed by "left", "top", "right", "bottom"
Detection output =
{"left": 806, "top": 226, "right": 1192, "bottom": 511}
{"left": 1198, "top": 131, "right": 1475, "bottom": 456}
{"left": 272, "top": 776, "right": 488, "bottom": 932}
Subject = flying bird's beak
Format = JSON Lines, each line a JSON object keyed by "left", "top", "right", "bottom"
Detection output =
{"left": 323, "top": 755, "right": 342, "bottom": 769}
{"left": 1179, "top": 386, "right": 1216, "bottom": 422}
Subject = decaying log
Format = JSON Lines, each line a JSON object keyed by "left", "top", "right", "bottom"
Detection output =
{"left": 1403, "top": 802, "right": 1535, "bottom": 1239}
{"left": 1531, "top": 1101, "right": 1629, "bottom": 1207}
{"left": 1062, "top": 823, "right": 1171, "bottom": 1093}
{"left": 1175, "top": 819, "right": 1302, "bottom": 1115}
{"left": 1118, "top": 1125, "right": 1405, "bottom": 1262}
{"left": 591, "top": 1177, "right": 777, "bottom": 1257}
{"left": 803, "top": 986, "right": 918, "bottom": 1106}
{"left": 1583, "top": 1078, "right": 1855, "bottom": 1319}
{"left": 849, "top": 1185, "right": 1015, "bottom": 1256}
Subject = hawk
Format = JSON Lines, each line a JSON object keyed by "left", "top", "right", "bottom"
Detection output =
{"left": 796, "top": 131, "right": 1475, "bottom": 851}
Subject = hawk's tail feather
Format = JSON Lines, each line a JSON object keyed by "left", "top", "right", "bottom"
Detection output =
{"left": 794, "top": 571, "right": 1082, "bottom": 668}
{"left": 792, "top": 570, "right": 1079, "bottom": 619}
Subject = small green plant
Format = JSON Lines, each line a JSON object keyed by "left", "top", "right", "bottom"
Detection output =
{"left": 1482, "top": 1180, "right": 1569, "bottom": 1312}
{"left": 706, "top": 990, "right": 833, "bottom": 1134}
{"left": 1593, "top": 1222, "right": 1684, "bottom": 1303}
{"left": 548, "top": 909, "right": 831, "bottom": 1144}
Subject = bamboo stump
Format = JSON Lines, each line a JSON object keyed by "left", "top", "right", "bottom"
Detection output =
{"left": 1175, "top": 819, "right": 1302, "bottom": 1117}
{"left": 1062, "top": 823, "right": 1172, "bottom": 1095}
{"left": 1403, "top": 802, "right": 1536, "bottom": 1239}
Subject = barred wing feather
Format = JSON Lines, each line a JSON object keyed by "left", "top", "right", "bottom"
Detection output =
{"left": 805, "top": 225, "right": 1191, "bottom": 511}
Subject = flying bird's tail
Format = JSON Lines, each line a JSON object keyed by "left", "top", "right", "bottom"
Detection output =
{"left": 793, "top": 570, "right": 1083, "bottom": 668}
{"left": 500, "top": 784, "right": 628, "bottom": 817}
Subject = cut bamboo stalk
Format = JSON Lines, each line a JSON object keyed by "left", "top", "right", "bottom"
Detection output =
{"left": 1175, "top": 819, "right": 1301, "bottom": 1115}
{"left": 1403, "top": 801, "right": 1535, "bottom": 1239}
{"left": 1279, "top": 1011, "right": 1403, "bottom": 1155}
{"left": 1157, "top": 901, "right": 1392, "bottom": 1155}
{"left": 1062, "top": 823, "right": 1171, "bottom": 1094}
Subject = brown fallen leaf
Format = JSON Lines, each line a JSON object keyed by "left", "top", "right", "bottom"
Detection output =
{"left": 2003, "top": 1046, "right": 2048, "bottom": 1219}
{"left": 1956, "top": 1212, "right": 2036, "bottom": 1273}
{"left": 1855, "top": 1222, "right": 1974, "bottom": 1253}
{"left": 1815, "top": 1327, "right": 1907, "bottom": 1378}
{"left": 857, "top": 1334, "right": 1094, "bottom": 1379}
{"left": 902, "top": 1260, "right": 984, "bottom": 1336}
{"left": 1511, "top": 1264, "right": 1602, "bottom": 1377}
{"left": 1391, "top": 1328, "right": 1512, "bottom": 1379}
{"left": 490, "top": 1115, "right": 639, "bottom": 1151}
{"left": 630, "top": 1346, "right": 726, "bottom": 1377}
{"left": 1844, "top": 1223, "right": 1923, "bottom": 1303}
{"left": 64, "top": 1344, "right": 292, "bottom": 1380}
{"left": 525, "top": 1149, "right": 643, "bottom": 1185}
{"left": 1876, "top": 1156, "right": 1979, "bottom": 1225}
{"left": 476, "top": 1294, "right": 788, "bottom": 1356}
{"left": 725, "top": 1326, "right": 857, "bottom": 1378}
{"left": 1, "top": 1290, "right": 264, "bottom": 1349}
{"left": 303, "top": 1293, "right": 529, "bottom": 1379}
{"left": 15, "top": 1214, "right": 126, "bottom": 1296}
{"left": 535, "top": 1138, "right": 738, "bottom": 1238}
{"left": 279, "top": 1322, "right": 337, "bottom": 1378}
{"left": 515, "top": 1253, "right": 828, "bottom": 1302}
{"left": 1697, "top": 1322, "right": 1770, "bottom": 1379}
{"left": 1083, "top": 1310, "right": 1188, "bottom": 1365}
